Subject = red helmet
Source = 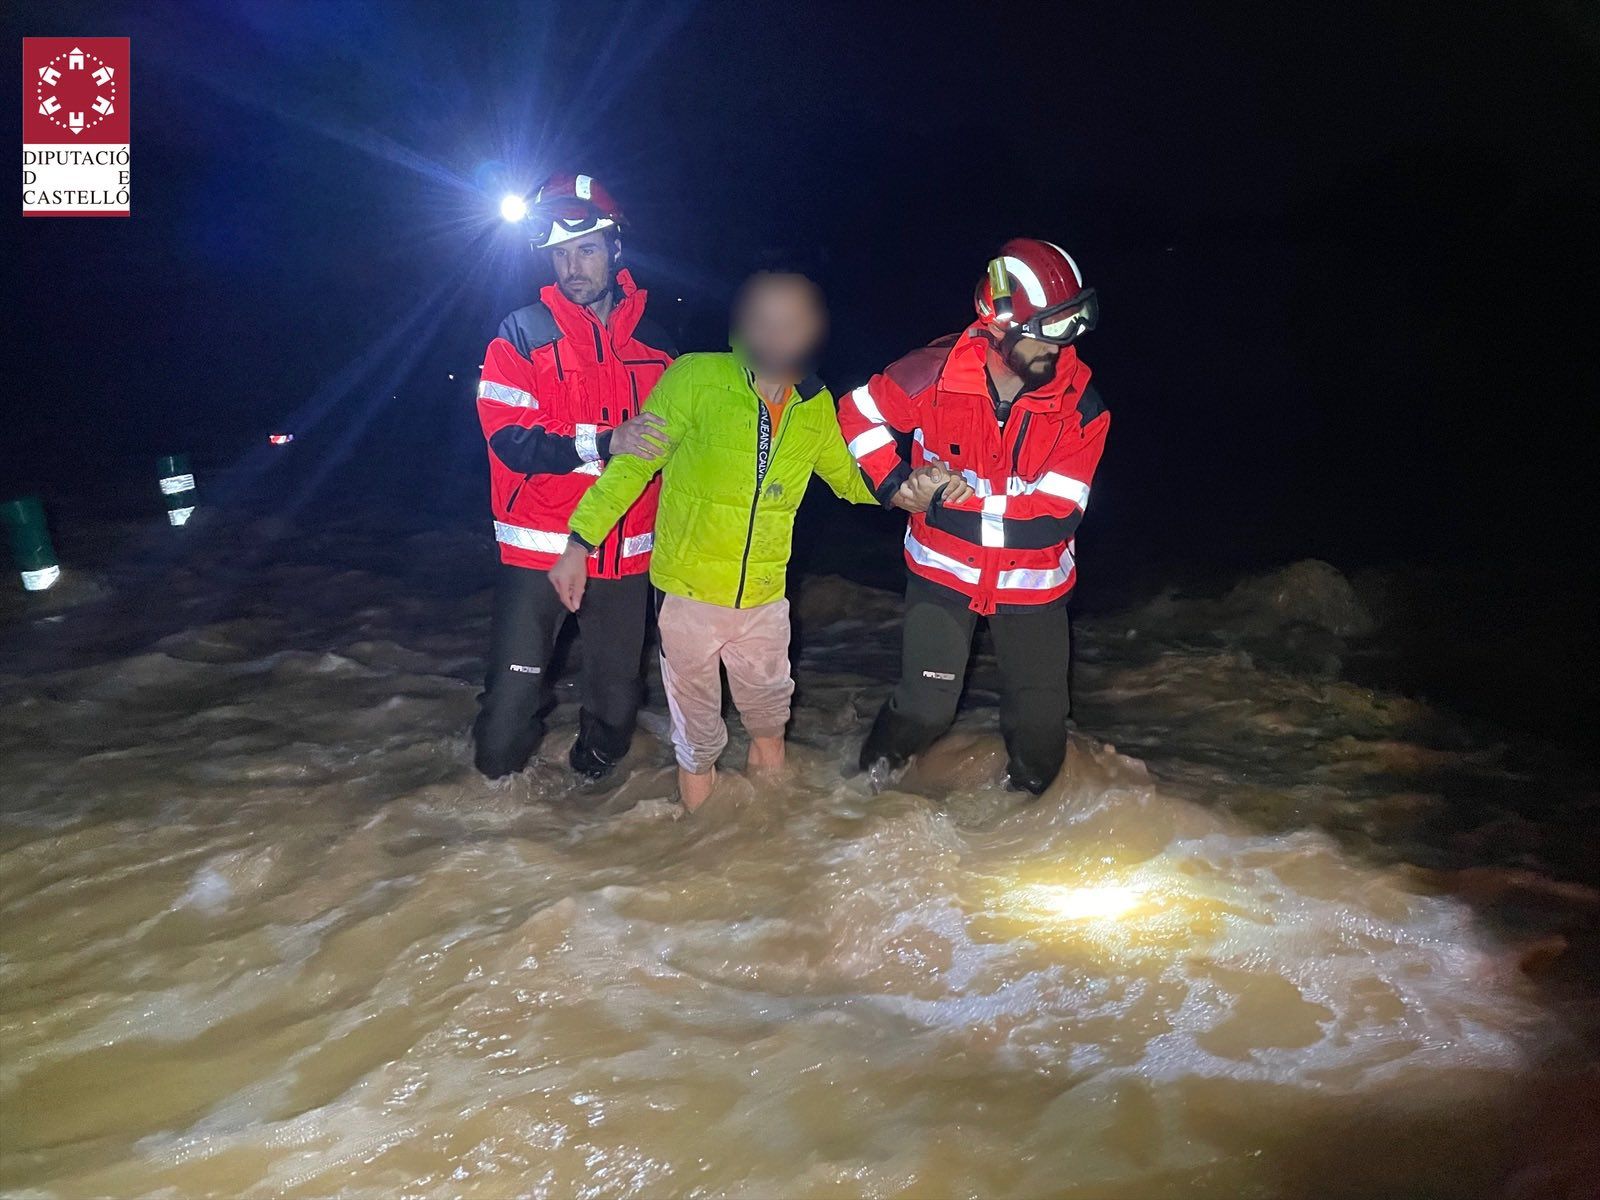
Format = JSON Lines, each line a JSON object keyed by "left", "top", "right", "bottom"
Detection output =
{"left": 527, "top": 172, "right": 626, "bottom": 249}
{"left": 974, "top": 238, "right": 1099, "bottom": 345}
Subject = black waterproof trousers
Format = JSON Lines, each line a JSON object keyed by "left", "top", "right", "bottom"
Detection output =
{"left": 472, "top": 564, "right": 648, "bottom": 778}
{"left": 859, "top": 573, "right": 1073, "bottom": 794}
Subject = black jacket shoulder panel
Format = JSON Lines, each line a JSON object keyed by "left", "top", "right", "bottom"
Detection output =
{"left": 1076, "top": 383, "right": 1107, "bottom": 426}
{"left": 631, "top": 314, "right": 678, "bottom": 359}
{"left": 797, "top": 373, "right": 827, "bottom": 402}
{"left": 497, "top": 302, "right": 563, "bottom": 359}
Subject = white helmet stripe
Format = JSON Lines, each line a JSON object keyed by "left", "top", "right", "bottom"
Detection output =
{"left": 1042, "top": 240, "right": 1085, "bottom": 287}
{"left": 575, "top": 174, "right": 593, "bottom": 200}
{"left": 1002, "top": 256, "right": 1048, "bottom": 306}
{"left": 541, "top": 216, "right": 617, "bottom": 247}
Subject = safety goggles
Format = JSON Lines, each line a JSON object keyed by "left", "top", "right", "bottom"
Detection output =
{"left": 1017, "top": 288, "right": 1100, "bottom": 345}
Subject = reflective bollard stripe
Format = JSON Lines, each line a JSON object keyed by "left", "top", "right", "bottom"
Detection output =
{"left": 21, "top": 564, "right": 61, "bottom": 591}
{"left": 157, "top": 454, "right": 197, "bottom": 527}
{"left": 2, "top": 495, "right": 61, "bottom": 592}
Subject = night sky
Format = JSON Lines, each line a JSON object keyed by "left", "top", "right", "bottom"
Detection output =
{"left": 9, "top": 1, "right": 1600, "bottom": 698}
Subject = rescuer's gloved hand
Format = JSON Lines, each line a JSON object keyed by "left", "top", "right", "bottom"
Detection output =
{"left": 609, "top": 412, "right": 671, "bottom": 461}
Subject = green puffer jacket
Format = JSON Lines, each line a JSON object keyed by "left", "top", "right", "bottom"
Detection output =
{"left": 568, "top": 352, "right": 878, "bottom": 608}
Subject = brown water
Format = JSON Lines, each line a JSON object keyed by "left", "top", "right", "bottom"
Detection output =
{"left": 3, "top": 525, "right": 1597, "bottom": 1198}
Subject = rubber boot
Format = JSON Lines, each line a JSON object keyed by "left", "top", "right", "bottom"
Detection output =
{"left": 569, "top": 709, "right": 630, "bottom": 781}
{"left": 857, "top": 701, "right": 945, "bottom": 791}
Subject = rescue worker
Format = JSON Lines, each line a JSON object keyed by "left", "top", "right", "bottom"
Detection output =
{"left": 547, "top": 271, "right": 954, "bottom": 811}
{"left": 472, "top": 173, "right": 678, "bottom": 781}
{"left": 839, "top": 238, "right": 1109, "bottom": 795}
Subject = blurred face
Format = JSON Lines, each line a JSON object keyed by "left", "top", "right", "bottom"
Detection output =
{"left": 1003, "top": 333, "right": 1062, "bottom": 389}
{"left": 549, "top": 230, "right": 616, "bottom": 307}
{"left": 733, "top": 274, "right": 827, "bottom": 379}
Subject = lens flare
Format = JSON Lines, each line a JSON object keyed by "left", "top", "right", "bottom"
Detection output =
{"left": 499, "top": 193, "right": 528, "bottom": 223}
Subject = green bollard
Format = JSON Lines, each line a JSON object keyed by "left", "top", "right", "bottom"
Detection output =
{"left": 1, "top": 495, "right": 61, "bottom": 591}
{"left": 157, "top": 453, "right": 197, "bottom": 526}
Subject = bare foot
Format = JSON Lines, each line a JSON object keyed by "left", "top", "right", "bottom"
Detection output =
{"left": 678, "top": 766, "right": 716, "bottom": 812}
{"left": 746, "top": 734, "right": 786, "bottom": 776}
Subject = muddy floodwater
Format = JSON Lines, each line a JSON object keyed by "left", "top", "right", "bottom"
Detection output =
{"left": 3, "top": 519, "right": 1598, "bottom": 1198}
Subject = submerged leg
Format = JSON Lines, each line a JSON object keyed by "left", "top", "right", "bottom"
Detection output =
{"left": 720, "top": 597, "right": 795, "bottom": 776}
{"left": 859, "top": 577, "right": 977, "bottom": 774}
{"left": 657, "top": 593, "right": 732, "bottom": 796}
{"left": 472, "top": 564, "right": 565, "bottom": 778}
{"left": 571, "top": 573, "right": 649, "bottom": 779}
{"left": 988, "top": 601, "right": 1073, "bottom": 795}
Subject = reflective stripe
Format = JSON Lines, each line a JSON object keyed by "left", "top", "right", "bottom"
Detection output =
{"left": 477, "top": 380, "right": 538, "bottom": 408}
{"left": 848, "top": 425, "right": 895, "bottom": 461}
{"left": 159, "top": 473, "right": 195, "bottom": 495}
{"left": 575, "top": 460, "right": 603, "bottom": 476}
{"left": 913, "top": 431, "right": 995, "bottom": 497}
{"left": 1003, "top": 255, "right": 1048, "bottom": 306}
{"left": 494, "top": 521, "right": 568, "bottom": 554}
{"left": 907, "top": 532, "right": 1075, "bottom": 594}
{"left": 1042, "top": 241, "right": 1085, "bottom": 286}
{"left": 575, "top": 423, "right": 600, "bottom": 463}
{"left": 622, "top": 532, "right": 654, "bottom": 558}
{"left": 997, "top": 545, "right": 1075, "bottom": 592}
{"left": 980, "top": 495, "right": 1007, "bottom": 547}
{"left": 20, "top": 565, "right": 60, "bottom": 591}
{"left": 1035, "top": 472, "right": 1091, "bottom": 509}
{"left": 912, "top": 436, "right": 1091, "bottom": 505}
{"left": 168, "top": 506, "right": 195, "bottom": 526}
{"left": 904, "top": 529, "right": 982, "bottom": 584}
{"left": 848, "top": 384, "right": 885, "bottom": 425}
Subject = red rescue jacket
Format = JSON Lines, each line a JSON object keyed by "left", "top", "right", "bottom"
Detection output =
{"left": 476, "top": 270, "right": 675, "bottom": 576}
{"left": 839, "top": 324, "right": 1109, "bottom": 615}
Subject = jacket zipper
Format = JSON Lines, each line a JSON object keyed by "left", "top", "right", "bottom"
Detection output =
{"left": 1009, "top": 410, "right": 1032, "bottom": 475}
{"left": 733, "top": 385, "right": 801, "bottom": 607}
{"left": 587, "top": 311, "right": 622, "bottom": 574}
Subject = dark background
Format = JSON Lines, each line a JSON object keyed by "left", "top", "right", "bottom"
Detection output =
{"left": 6, "top": 0, "right": 1600, "bottom": 737}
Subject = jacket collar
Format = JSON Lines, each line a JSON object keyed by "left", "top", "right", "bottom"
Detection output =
{"left": 741, "top": 363, "right": 827, "bottom": 403}
{"left": 940, "top": 321, "right": 1089, "bottom": 414}
{"left": 539, "top": 268, "right": 647, "bottom": 344}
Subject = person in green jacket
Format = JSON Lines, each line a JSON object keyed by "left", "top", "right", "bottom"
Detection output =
{"left": 550, "top": 271, "right": 963, "bottom": 810}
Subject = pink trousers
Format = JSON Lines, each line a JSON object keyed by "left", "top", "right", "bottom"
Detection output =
{"left": 657, "top": 593, "right": 794, "bottom": 774}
